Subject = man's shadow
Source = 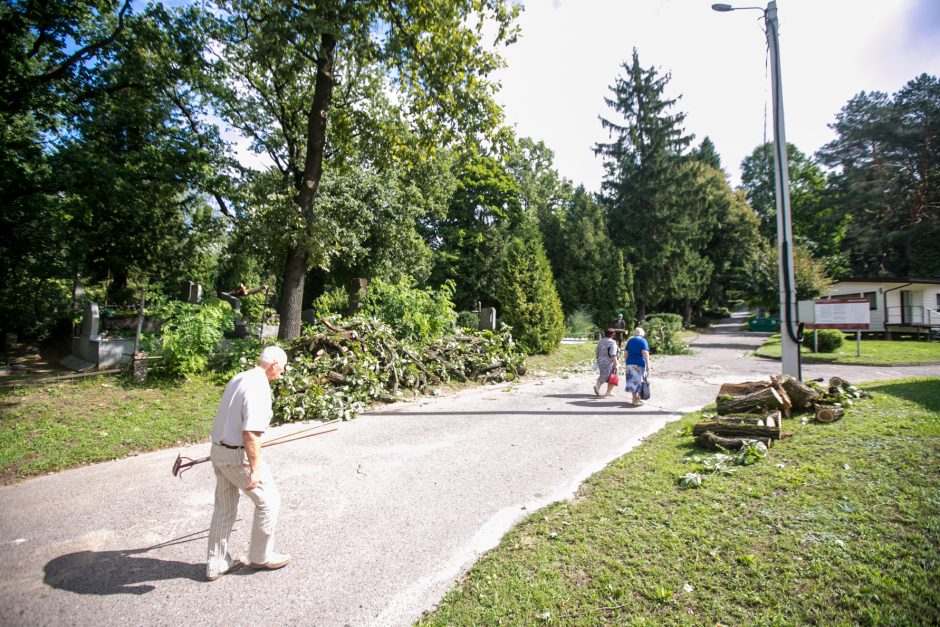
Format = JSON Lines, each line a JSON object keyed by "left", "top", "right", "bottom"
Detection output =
{"left": 43, "top": 529, "right": 211, "bottom": 595}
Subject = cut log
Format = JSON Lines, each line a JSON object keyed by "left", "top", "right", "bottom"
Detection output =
{"left": 716, "top": 386, "right": 786, "bottom": 415}
{"left": 717, "top": 380, "right": 772, "bottom": 398}
{"left": 695, "top": 431, "right": 774, "bottom": 451}
{"left": 710, "top": 411, "right": 781, "bottom": 428}
{"left": 829, "top": 376, "right": 851, "bottom": 389}
{"left": 815, "top": 404, "right": 844, "bottom": 423}
{"left": 774, "top": 374, "right": 820, "bottom": 412}
{"left": 692, "top": 419, "right": 782, "bottom": 440}
{"left": 326, "top": 370, "right": 347, "bottom": 384}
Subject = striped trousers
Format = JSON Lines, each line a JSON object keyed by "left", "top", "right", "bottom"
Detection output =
{"left": 206, "top": 443, "right": 281, "bottom": 578}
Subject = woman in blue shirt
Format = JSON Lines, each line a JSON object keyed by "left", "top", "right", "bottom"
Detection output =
{"left": 623, "top": 327, "right": 650, "bottom": 405}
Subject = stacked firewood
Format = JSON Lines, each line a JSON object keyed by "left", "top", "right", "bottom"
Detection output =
{"left": 694, "top": 374, "right": 818, "bottom": 451}
{"left": 811, "top": 377, "right": 871, "bottom": 423}
{"left": 694, "top": 374, "right": 871, "bottom": 450}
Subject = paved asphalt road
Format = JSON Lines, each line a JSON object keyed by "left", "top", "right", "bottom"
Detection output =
{"left": 2, "top": 313, "right": 937, "bottom": 626}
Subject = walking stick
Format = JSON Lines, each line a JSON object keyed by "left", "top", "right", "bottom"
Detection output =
{"left": 171, "top": 419, "right": 340, "bottom": 478}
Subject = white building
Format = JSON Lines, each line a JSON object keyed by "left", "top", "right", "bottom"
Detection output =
{"left": 820, "top": 278, "right": 940, "bottom": 337}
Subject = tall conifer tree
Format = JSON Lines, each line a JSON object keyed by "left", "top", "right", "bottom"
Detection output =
{"left": 595, "top": 49, "right": 698, "bottom": 319}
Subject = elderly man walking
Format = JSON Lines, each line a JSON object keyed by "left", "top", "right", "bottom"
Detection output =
{"left": 206, "top": 345, "right": 291, "bottom": 581}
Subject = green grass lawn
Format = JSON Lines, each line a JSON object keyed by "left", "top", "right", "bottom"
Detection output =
{"left": 527, "top": 341, "right": 596, "bottom": 374}
{"left": 420, "top": 377, "right": 940, "bottom": 626}
{"left": 756, "top": 334, "right": 940, "bottom": 364}
{"left": 0, "top": 376, "right": 222, "bottom": 484}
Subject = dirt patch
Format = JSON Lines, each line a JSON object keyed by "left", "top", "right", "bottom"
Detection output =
{"left": 1, "top": 336, "right": 72, "bottom": 379}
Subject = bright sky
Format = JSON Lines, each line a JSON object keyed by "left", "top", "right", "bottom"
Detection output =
{"left": 494, "top": 0, "right": 940, "bottom": 190}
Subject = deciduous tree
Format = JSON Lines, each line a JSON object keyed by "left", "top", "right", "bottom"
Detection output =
{"left": 209, "top": 0, "right": 520, "bottom": 339}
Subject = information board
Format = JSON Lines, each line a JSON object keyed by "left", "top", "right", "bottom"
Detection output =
{"left": 807, "top": 298, "right": 870, "bottom": 330}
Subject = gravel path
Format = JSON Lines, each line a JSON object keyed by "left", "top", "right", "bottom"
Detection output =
{"left": 1, "top": 312, "right": 936, "bottom": 626}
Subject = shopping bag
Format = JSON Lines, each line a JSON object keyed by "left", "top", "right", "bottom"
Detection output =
{"left": 608, "top": 372, "right": 619, "bottom": 385}
{"left": 639, "top": 376, "right": 651, "bottom": 400}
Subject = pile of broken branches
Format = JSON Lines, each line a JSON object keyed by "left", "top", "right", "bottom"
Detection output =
{"left": 272, "top": 316, "right": 527, "bottom": 422}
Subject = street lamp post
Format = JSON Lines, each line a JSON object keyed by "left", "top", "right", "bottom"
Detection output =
{"left": 712, "top": 1, "right": 801, "bottom": 379}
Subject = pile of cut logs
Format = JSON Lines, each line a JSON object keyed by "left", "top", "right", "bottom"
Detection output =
{"left": 693, "top": 374, "right": 823, "bottom": 451}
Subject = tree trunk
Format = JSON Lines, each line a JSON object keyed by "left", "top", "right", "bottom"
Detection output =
{"left": 683, "top": 296, "right": 692, "bottom": 327}
{"left": 280, "top": 31, "right": 337, "bottom": 340}
{"left": 716, "top": 386, "right": 786, "bottom": 415}
{"left": 278, "top": 246, "right": 307, "bottom": 340}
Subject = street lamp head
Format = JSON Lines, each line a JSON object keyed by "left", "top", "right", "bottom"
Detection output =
{"left": 712, "top": 3, "right": 767, "bottom": 12}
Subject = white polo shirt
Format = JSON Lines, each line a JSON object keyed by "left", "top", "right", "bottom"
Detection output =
{"left": 211, "top": 366, "right": 273, "bottom": 447}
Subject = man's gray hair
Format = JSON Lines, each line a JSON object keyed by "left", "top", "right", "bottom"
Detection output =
{"left": 633, "top": 327, "right": 645, "bottom": 337}
{"left": 258, "top": 345, "right": 288, "bottom": 367}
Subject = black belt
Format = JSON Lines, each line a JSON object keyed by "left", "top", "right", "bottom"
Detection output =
{"left": 214, "top": 441, "right": 244, "bottom": 450}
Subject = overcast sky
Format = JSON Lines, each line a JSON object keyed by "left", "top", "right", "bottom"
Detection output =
{"left": 493, "top": 0, "right": 940, "bottom": 190}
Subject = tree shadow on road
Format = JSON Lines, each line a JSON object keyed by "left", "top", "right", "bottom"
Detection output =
{"left": 43, "top": 529, "right": 211, "bottom": 595}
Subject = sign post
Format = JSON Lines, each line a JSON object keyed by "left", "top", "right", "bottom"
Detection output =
{"left": 800, "top": 298, "right": 871, "bottom": 357}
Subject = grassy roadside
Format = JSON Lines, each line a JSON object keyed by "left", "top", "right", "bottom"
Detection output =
{"left": 0, "top": 342, "right": 598, "bottom": 485}
{"left": 0, "top": 376, "right": 221, "bottom": 484}
{"left": 755, "top": 334, "right": 940, "bottom": 364}
{"left": 419, "top": 377, "right": 940, "bottom": 625}
{"left": 526, "top": 341, "right": 595, "bottom": 374}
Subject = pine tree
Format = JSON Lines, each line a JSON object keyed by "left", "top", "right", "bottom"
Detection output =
{"left": 595, "top": 49, "right": 700, "bottom": 319}
{"left": 495, "top": 225, "right": 565, "bottom": 355}
{"left": 692, "top": 136, "right": 723, "bottom": 172}
{"left": 542, "top": 186, "right": 632, "bottom": 326}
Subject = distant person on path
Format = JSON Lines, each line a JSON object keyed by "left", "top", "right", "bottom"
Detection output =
{"left": 594, "top": 328, "right": 620, "bottom": 397}
{"left": 623, "top": 327, "right": 651, "bottom": 405}
{"left": 206, "top": 345, "right": 291, "bottom": 581}
{"left": 611, "top": 312, "right": 627, "bottom": 348}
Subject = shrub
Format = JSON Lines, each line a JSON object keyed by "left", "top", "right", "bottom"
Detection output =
{"left": 642, "top": 312, "right": 689, "bottom": 355}
{"left": 566, "top": 306, "right": 596, "bottom": 339}
{"left": 815, "top": 329, "right": 844, "bottom": 353}
{"left": 456, "top": 311, "right": 479, "bottom": 331}
{"left": 313, "top": 278, "right": 458, "bottom": 343}
{"left": 311, "top": 286, "right": 348, "bottom": 318}
{"left": 210, "top": 337, "right": 267, "bottom": 381}
{"left": 240, "top": 291, "right": 275, "bottom": 322}
{"left": 152, "top": 300, "right": 235, "bottom": 377}
{"left": 0, "top": 276, "right": 72, "bottom": 339}
{"left": 361, "top": 277, "right": 457, "bottom": 343}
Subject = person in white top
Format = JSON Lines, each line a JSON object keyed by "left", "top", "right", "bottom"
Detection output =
{"left": 205, "top": 345, "right": 290, "bottom": 581}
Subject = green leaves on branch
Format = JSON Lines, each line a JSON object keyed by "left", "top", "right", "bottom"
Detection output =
{"left": 151, "top": 300, "right": 236, "bottom": 378}
{"left": 271, "top": 316, "right": 526, "bottom": 422}
{"left": 312, "top": 277, "right": 458, "bottom": 344}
